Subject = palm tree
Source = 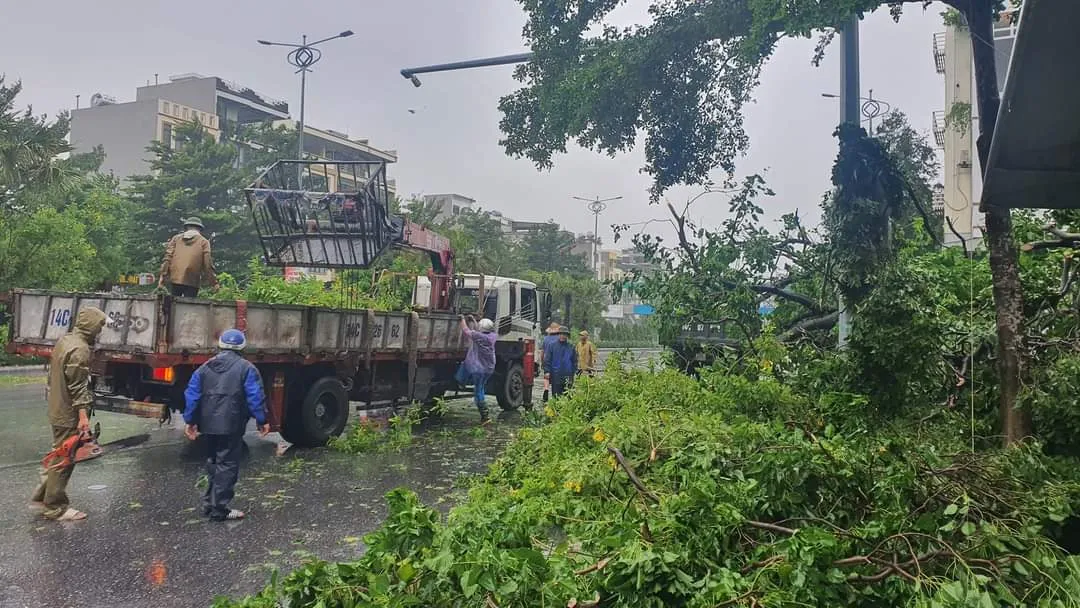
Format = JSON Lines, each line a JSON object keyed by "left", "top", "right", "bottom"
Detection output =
{"left": 0, "top": 77, "right": 73, "bottom": 210}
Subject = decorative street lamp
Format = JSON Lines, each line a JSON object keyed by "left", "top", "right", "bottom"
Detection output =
{"left": 258, "top": 30, "right": 354, "bottom": 169}
{"left": 573, "top": 195, "right": 623, "bottom": 280}
{"left": 822, "top": 89, "right": 891, "bottom": 133}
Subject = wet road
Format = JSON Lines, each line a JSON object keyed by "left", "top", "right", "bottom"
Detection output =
{"left": 0, "top": 348, "right": 660, "bottom": 608}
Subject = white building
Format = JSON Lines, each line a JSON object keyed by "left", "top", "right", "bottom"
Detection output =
{"left": 420, "top": 193, "right": 477, "bottom": 220}
{"left": 70, "top": 73, "right": 396, "bottom": 182}
{"left": 933, "top": 7, "right": 1020, "bottom": 247}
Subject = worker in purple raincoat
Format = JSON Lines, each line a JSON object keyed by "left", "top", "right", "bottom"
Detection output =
{"left": 460, "top": 315, "right": 497, "bottom": 424}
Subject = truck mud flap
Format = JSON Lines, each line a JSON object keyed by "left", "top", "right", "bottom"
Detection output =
{"left": 94, "top": 394, "right": 168, "bottom": 419}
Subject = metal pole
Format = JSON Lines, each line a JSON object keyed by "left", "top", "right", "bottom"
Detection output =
{"left": 593, "top": 210, "right": 600, "bottom": 280}
{"left": 400, "top": 52, "right": 534, "bottom": 86}
{"left": 867, "top": 89, "right": 874, "bottom": 133}
{"left": 837, "top": 15, "right": 860, "bottom": 348}
{"left": 258, "top": 30, "right": 353, "bottom": 187}
{"left": 298, "top": 34, "right": 307, "bottom": 170}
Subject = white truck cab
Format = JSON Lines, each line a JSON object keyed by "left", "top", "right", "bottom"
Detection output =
{"left": 412, "top": 274, "right": 549, "bottom": 344}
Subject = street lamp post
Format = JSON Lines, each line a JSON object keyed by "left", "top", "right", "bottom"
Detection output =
{"left": 573, "top": 195, "right": 623, "bottom": 280}
{"left": 258, "top": 30, "right": 354, "bottom": 179}
{"left": 400, "top": 52, "right": 534, "bottom": 87}
{"left": 821, "top": 89, "right": 890, "bottom": 133}
{"left": 837, "top": 16, "right": 860, "bottom": 348}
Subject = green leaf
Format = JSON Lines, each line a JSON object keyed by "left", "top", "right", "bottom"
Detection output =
{"left": 460, "top": 569, "right": 478, "bottom": 598}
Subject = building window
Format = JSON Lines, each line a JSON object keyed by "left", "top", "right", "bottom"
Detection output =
{"left": 162, "top": 123, "right": 173, "bottom": 149}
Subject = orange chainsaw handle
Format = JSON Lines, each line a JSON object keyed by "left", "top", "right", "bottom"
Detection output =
{"left": 41, "top": 429, "right": 94, "bottom": 471}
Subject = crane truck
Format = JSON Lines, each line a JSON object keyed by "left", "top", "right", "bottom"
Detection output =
{"left": 4, "top": 159, "right": 552, "bottom": 446}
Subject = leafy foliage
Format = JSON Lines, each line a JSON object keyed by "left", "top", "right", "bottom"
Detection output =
{"left": 518, "top": 222, "right": 591, "bottom": 277}
{"left": 217, "top": 365, "right": 1080, "bottom": 608}
{"left": 329, "top": 406, "right": 425, "bottom": 454}
{"left": 0, "top": 77, "right": 73, "bottom": 207}
{"left": 527, "top": 270, "right": 607, "bottom": 330}
{"left": 207, "top": 259, "right": 413, "bottom": 311}
{"left": 127, "top": 122, "right": 258, "bottom": 276}
{"left": 498, "top": 0, "right": 947, "bottom": 199}
{"left": 0, "top": 147, "right": 136, "bottom": 292}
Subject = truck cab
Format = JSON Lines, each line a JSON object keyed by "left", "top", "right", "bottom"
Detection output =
{"left": 412, "top": 274, "right": 548, "bottom": 344}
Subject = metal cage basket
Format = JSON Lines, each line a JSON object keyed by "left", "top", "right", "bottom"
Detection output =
{"left": 244, "top": 160, "right": 403, "bottom": 268}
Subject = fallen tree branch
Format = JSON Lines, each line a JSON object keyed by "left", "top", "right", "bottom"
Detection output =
{"left": 778, "top": 311, "right": 840, "bottom": 341}
{"left": 607, "top": 447, "right": 660, "bottom": 502}
{"left": 574, "top": 557, "right": 612, "bottom": 576}
{"left": 746, "top": 520, "right": 798, "bottom": 536}
{"left": 945, "top": 217, "right": 970, "bottom": 258}
{"left": 1022, "top": 223, "right": 1080, "bottom": 253}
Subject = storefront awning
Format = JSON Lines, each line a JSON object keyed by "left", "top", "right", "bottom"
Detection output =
{"left": 981, "top": 0, "right": 1080, "bottom": 210}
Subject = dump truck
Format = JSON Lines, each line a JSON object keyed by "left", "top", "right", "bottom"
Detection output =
{"left": 4, "top": 159, "right": 552, "bottom": 446}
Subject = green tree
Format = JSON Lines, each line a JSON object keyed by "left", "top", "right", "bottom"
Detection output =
{"left": 401, "top": 196, "right": 445, "bottom": 228}
{"left": 0, "top": 78, "right": 73, "bottom": 206}
{"left": 231, "top": 121, "right": 298, "bottom": 172}
{"left": 500, "top": 0, "right": 1026, "bottom": 444}
{"left": 0, "top": 84, "right": 135, "bottom": 292}
{"left": 519, "top": 222, "right": 590, "bottom": 276}
{"left": 526, "top": 270, "right": 606, "bottom": 331}
{"left": 443, "top": 208, "right": 525, "bottom": 276}
{"left": 127, "top": 122, "right": 258, "bottom": 276}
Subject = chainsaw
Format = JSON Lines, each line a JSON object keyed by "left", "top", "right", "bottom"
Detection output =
{"left": 42, "top": 422, "right": 103, "bottom": 471}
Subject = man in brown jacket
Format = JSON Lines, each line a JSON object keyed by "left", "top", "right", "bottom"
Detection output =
{"left": 158, "top": 217, "right": 218, "bottom": 297}
{"left": 32, "top": 306, "right": 106, "bottom": 521}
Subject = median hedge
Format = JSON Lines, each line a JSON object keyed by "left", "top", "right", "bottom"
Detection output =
{"left": 213, "top": 355, "right": 1080, "bottom": 607}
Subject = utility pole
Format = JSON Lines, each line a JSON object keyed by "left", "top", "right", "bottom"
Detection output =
{"left": 258, "top": 30, "right": 354, "bottom": 184}
{"left": 573, "top": 195, "right": 622, "bottom": 280}
{"left": 837, "top": 16, "right": 860, "bottom": 348}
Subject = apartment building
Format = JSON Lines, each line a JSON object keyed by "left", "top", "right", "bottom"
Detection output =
{"left": 932, "top": 7, "right": 1020, "bottom": 246}
{"left": 69, "top": 73, "right": 396, "bottom": 181}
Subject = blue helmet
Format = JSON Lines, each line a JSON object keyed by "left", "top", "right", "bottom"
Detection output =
{"left": 218, "top": 328, "right": 247, "bottom": 351}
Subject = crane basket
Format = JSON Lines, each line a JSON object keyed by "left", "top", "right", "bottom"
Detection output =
{"left": 244, "top": 160, "right": 403, "bottom": 269}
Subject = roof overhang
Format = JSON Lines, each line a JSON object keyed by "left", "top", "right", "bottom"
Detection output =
{"left": 981, "top": 0, "right": 1080, "bottom": 210}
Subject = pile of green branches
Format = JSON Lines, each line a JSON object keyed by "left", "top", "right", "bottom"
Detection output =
{"left": 214, "top": 359, "right": 1080, "bottom": 607}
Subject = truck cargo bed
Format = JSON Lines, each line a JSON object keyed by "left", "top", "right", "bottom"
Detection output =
{"left": 6, "top": 289, "right": 467, "bottom": 362}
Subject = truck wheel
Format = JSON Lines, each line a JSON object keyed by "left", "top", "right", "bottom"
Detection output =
{"left": 290, "top": 377, "right": 349, "bottom": 447}
{"left": 495, "top": 364, "right": 525, "bottom": 411}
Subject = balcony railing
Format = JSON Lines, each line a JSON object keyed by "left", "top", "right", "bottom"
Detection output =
{"left": 994, "top": 7, "right": 1020, "bottom": 40}
{"left": 933, "top": 32, "right": 947, "bottom": 74}
{"left": 932, "top": 110, "right": 946, "bottom": 147}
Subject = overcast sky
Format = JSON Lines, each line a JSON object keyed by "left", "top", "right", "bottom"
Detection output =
{"left": 1, "top": 0, "right": 946, "bottom": 247}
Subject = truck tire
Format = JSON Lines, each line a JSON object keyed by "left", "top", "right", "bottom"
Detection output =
{"left": 494, "top": 363, "right": 525, "bottom": 411}
{"left": 288, "top": 377, "right": 349, "bottom": 447}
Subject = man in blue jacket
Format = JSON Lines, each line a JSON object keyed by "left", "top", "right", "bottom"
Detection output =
{"left": 540, "top": 322, "right": 561, "bottom": 402}
{"left": 543, "top": 326, "right": 578, "bottom": 399}
{"left": 183, "top": 329, "right": 270, "bottom": 521}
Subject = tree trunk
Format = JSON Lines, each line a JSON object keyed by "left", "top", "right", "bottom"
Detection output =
{"left": 966, "top": 2, "right": 1031, "bottom": 445}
